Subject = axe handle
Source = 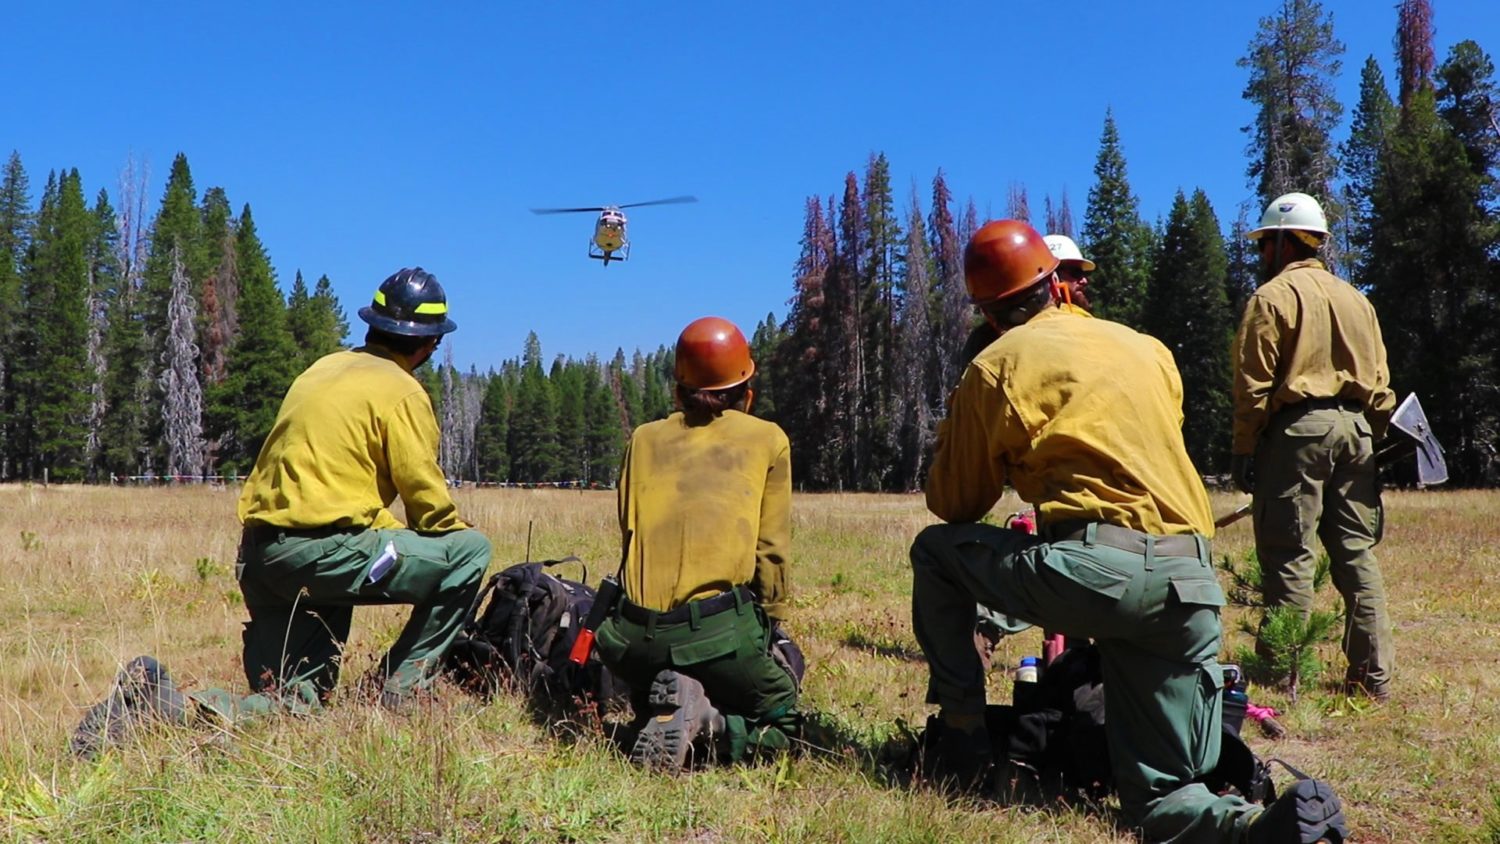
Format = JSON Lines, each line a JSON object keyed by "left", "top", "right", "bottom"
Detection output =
{"left": 1214, "top": 502, "right": 1253, "bottom": 529}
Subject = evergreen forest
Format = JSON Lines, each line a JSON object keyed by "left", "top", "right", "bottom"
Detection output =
{"left": 1, "top": 0, "right": 1496, "bottom": 489}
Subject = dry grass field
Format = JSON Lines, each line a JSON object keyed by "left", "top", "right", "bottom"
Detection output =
{"left": 2, "top": 484, "right": 1498, "bottom": 842}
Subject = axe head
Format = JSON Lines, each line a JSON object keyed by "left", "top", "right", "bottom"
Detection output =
{"left": 1380, "top": 394, "right": 1448, "bottom": 486}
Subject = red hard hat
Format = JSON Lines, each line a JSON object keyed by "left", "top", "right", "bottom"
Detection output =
{"left": 675, "top": 317, "right": 756, "bottom": 390}
{"left": 964, "top": 220, "right": 1060, "bottom": 305}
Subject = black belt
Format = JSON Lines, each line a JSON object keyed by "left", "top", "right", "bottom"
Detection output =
{"left": 1044, "top": 522, "right": 1202, "bottom": 558}
{"left": 619, "top": 586, "right": 754, "bottom": 626}
{"left": 243, "top": 523, "right": 358, "bottom": 542}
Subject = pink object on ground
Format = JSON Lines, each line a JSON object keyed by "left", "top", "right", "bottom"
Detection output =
{"left": 1246, "top": 703, "right": 1279, "bottom": 721}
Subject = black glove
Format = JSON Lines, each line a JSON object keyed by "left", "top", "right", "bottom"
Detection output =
{"left": 1230, "top": 454, "right": 1255, "bottom": 494}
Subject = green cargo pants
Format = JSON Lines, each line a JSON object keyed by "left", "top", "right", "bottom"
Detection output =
{"left": 594, "top": 592, "right": 800, "bottom": 762}
{"left": 191, "top": 525, "right": 490, "bottom": 720}
{"left": 911, "top": 522, "right": 1262, "bottom": 843}
{"left": 1253, "top": 401, "right": 1393, "bottom": 692}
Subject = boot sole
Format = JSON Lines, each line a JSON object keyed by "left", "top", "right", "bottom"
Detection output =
{"left": 1291, "top": 780, "right": 1348, "bottom": 844}
{"left": 630, "top": 671, "right": 694, "bottom": 771}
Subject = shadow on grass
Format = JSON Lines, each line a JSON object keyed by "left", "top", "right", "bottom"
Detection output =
{"left": 840, "top": 631, "right": 926, "bottom": 662}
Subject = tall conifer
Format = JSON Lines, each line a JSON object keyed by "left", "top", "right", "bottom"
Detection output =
{"left": 1082, "top": 110, "right": 1153, "bottom": 329}
{"left": 206, "top": 205, "right": 298, "bottom": 470}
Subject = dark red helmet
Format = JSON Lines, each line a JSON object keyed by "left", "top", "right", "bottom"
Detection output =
{"left": 964, "top": 220, "right": 1059, "bottom": 305}
{"left": 675, "top": 317, "right": 755, "bottom": 390}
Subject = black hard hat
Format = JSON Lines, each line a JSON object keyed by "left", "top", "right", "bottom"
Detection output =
{"left": 357, "top": 267, "right": 458, "bottom": 336}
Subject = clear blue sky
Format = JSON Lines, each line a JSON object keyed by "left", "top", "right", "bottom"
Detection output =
{"left": 7, "top": 1, "right": 1497, "bottom": 370}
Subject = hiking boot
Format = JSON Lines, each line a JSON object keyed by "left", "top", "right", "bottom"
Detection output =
{"left": 1343, "top": 675, "right": 1390, "bottom": 704}
{"left": 630, "top": 670, "right": 723, "bottom": 771}
{"left": 70, "top": 656, "right": 189, "bottom": 760}
{"left": 921, "top": 713, "right": 994, "bottom": 796}
{"left": 1246, "top": 778, "right": 1349, "bottom": 844}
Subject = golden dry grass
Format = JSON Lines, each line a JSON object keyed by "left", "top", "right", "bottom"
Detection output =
{"left": 1, "top": 484, "right": 1497, "bottom": 842}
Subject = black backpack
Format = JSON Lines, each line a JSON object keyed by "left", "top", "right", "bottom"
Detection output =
{"left": 917, "top": 644, "right": 1276, "bottom": 805}
{"left": 444, "top": 557, "right": 628, "bottom": 710}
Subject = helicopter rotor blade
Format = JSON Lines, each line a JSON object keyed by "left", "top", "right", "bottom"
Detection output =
{"left": 616, "top": 195, "right": 699, "bottom": 209}
{"left": 530, "top": 206, "right": 608, "bottom": 215}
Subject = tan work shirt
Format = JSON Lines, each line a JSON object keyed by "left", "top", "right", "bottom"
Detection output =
{"left": 238, "top": 345, "right": 468, "bottom": 533}
{"left": 927, "top": 306, "right": 1213, "bottom": 537}
{"left": 618, "top": 409, "right": 792, "bottom": 619}
{"left": 1230, "top": 259, "right": 1396, "bottom": 455}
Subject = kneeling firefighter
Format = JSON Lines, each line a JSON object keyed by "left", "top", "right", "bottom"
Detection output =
{"left": 591, "top": 316, "right": 802, "bottom": 770}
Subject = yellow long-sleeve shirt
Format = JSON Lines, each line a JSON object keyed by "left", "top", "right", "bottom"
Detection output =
{"left": 238, "top": 345, "right": 468, "bottom": 533}
{"left": 926, "top": 306, "right": 1213, "bottom": 537}
{"left": 617, "top": 409, "right": 792, "bottom": 619}
{"left": 1230, "top": 259, "right": 1396, "bottom": 455}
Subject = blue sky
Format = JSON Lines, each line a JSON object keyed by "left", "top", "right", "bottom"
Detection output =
{"left": 7, "top": 1, "right": 1497, "bottom": 370}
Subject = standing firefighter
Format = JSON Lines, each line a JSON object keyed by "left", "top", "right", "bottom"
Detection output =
{"left": 1043, "top": 233, "right": 1095, "bottom": 313}
{"left": 593, "top": 316, "right": 801, "bottom": 771}
{"left": 911, "top": 219, "right": 1348, "bottom": 842}
{"left": 72, "top": 268, "right": 491, "bottom": 757}
{"left": 1230, "top": 192, "right": 1396, "bottom": 702}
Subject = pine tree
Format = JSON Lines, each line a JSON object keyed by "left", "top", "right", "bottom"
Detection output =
{"left": 552, "top": 357, "right": 586, "bottom": 481}
{"left": 1340, "top": 57, "right": 1399, "bottom": 284}
{"left": 1005, "top": 183, "right": 1032, "bottom": 226}
{"left": 140, "top": 154, "right": 202, "bottom": 467}
{"left": 1239, "top": 0, "right": 1345, "bottom": 265}
{"left": 160, "top": 245, "right": 205, "bottom": 476}
{"left": 97, "top": 159, "right": 152, "bottom": 477}
{"left": 508, "top": 331, "right": 558, "bottom": 482}
{"left": 284, "top": 270, "right": 346, "bottom": 371}
{"left": 1395, "top": 0, "right": 1435, "bottom": 109}
{"left": 1144, "top": 190, "right": 1234, "bottom": 472}
{"left": 312, "top": 274, "right": 350, "bottom": 348}
{"left": 749, "top": 313, "right": 783, "bottom": 420}
{"left": 1367, "top": 81, "right": 1498, "bottom": 483}
{"left": 84, "top": 189, "right": 119, "bottom": 476}
{"left": 1082, "top": 109, "right": 1154, "bottom": 329}
{"left": 1224, "top": 202, "right": 1259, "bottom": 320}
{"left": 929, "top": 171, "right": 970, "bottom": 396}
{"left": 895, "top": 191, "right": 936, "bottom": 489}
{"left": 476, "top": 368, "right": 511, "bottom": 482}
{"left": 198, "top": 186, "right": 236, "bottom": 387}
{"left": 206, "top": 205, "right": 298, "bottom": 471}
{"left": 20, "top": 170, "right": 93, "bottom": 480}
{"left": 583, "top": 357, "right": 623, "bottom": 485}
{"left": 0, "top": 152, "right": 32, "bottom": 477}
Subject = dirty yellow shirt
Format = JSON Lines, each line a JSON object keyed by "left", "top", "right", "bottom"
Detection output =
{"left": 618, "top": 409, "right": 792, "bottom": 619}
{"left": 238, "top": 345, "right": 468, "bottom": 533}
{"left": 1230, "top": 259, "right": 1396, "bottom": 455}
{"left": 926, "top": 306, "right": 1213, "bottom": 537}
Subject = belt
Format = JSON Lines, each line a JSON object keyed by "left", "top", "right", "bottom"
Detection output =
{"left": 243, "top": 523, "right": 359, "bottom": 542}
{"left": 619, "top": 586, "right": 754, "bottom": 626}
{"left": 1291, "top": 397, "right": 1364, "bottom": 413}
{"left": 1044, "top": 522, "right": 1202, "bottom": 558}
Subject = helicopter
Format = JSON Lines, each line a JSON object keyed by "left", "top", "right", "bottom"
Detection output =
{"left": 530, "top": 195, "right": 697, "bottom": 265}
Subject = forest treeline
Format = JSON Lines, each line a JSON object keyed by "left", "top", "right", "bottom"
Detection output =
{"left": 1, "top": 0, "right": 1495, "bottom": 488}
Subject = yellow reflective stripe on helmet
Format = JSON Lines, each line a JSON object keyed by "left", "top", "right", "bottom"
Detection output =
{"left": 414, "top": 301, "right": 447, "bottom": 315}
{"left": 374, "top": 290, "right": 386, "bottom": 306}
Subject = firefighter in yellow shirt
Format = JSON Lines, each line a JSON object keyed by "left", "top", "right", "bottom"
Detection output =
{"left": 1230, "top": 192, "right": 1396, "bottom": 702}
{"left": 912, "top": 220, "right": 1348, "bottom": 843}
{"left": 593, "top": 317, "right": 800, "bottom": 771}
{"left": 72, "top": 269, "right": 491, "bottom": 757}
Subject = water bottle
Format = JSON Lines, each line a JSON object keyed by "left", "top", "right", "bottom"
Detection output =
{"left": 1015, "top": 656, "right": 1040, "bottom": 684}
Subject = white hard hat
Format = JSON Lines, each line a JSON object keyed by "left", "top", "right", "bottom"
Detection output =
{"left": 1043, "top": 234, "right": 1095, "bottom": 272}
{"left": 1247, "top": 192, "right": 1329, "bottom": 242}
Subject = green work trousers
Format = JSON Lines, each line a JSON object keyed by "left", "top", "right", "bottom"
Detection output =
{"left": 911, "top": 522, "right": 1261, "bottom": 843}
{"left": 1252, "top": 402, "right": 1393, "bottom": 691}
{"left": 594, "top": 593, "right": 800, "bottom": 762}
{"left": 193, "top": 526, "right": 490, "bottom": 720}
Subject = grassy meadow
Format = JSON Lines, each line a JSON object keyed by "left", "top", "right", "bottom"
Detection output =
{"left": 2, "top": 484, "right": 1499, "bottom": 842}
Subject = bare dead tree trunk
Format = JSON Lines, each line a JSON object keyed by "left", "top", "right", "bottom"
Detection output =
{"left": 160, "top": 246, "right": 205, "bottom": 476}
